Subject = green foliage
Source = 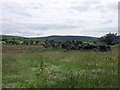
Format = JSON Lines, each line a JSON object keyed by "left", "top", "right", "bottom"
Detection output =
{"left": 99, "top": 33, "right": 118, "bottom": 45}
{"left": 41, "top": 39, "right": 111, "bottom": 52}
{"left": 0, "top": 41, "right": 6, "bottom": 44}
{"left": 3, "top": 34, "right": 118, "bottom": 52}
{"left": 97, "top": 45, "right": 110, "bottom": 52}
{"left": 1, "top": 35, "right": 45, "bottom": 45}
{"left": 43, "top": 39, "right": 63, "bottom": 48}
{"left": 1, "top": 35, "right": 111, "bottom": 52}
{"left": 61, "top": 40, "right": 110, "bottom": 51}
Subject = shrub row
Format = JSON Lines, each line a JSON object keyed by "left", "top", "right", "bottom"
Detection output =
{"left": 43, "top": 40, "right": 111, "bottom": 52}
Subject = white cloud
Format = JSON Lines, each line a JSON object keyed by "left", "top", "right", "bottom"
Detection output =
{"left": 1, "top": 0, "right": 119, "bottom": 37}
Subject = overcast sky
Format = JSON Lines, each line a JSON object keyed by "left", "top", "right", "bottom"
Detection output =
{"left": 1, "top": 0, "right": 119, "bottom": 37}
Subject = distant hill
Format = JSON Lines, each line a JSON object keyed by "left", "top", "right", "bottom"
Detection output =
{"left": 1, "top": 35, "right": 44, "bottom": 41}
{"left": 35, "top": 35, "right": 98, "bottom": 42}
{"left": 1, "top": 35, "right": 98, "bottom": 42}
{"left": 0, "top": 35, "right": 28, "bottom": 40}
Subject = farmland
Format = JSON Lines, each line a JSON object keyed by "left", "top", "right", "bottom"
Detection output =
{"left": 2, "top": 44, "right": 119, "bottom": 88}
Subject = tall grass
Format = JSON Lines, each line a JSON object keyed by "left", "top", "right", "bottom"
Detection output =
{"left": 2, "top": 44, "right": 118, "bottom": 88}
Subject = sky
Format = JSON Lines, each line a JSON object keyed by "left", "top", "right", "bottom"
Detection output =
{"left": 1, "top": 0, "right": 119, "bottom": 37}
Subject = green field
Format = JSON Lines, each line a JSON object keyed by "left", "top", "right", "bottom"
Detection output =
{"left": 2, "top": 44, "right": 118, "bottom": 88}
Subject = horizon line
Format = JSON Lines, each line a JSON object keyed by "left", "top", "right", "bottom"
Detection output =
{"left": 1, "top": 34, "right": 101, "bottom": 38}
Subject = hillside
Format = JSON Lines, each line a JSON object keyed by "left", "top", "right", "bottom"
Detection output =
{"left": 0, "top": 35, "right": 28, "bottom": 40}
{"left": 1, "top": 35, "right": 98, "bottom": 42}
{"left": 36, "top": 35, "right": 98, "bottom": 42}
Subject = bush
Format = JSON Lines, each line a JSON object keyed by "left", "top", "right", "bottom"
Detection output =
{"left": 99, "top": 33, "right": 118, "bottom": 45}
{"left": 97, "top": 45, "right": 110, "bottom": 52}
{"left": 46, "top": 40, "right": 111, "bottom": 52}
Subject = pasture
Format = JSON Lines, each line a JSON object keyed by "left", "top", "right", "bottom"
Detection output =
{"left": 2, "top": 44, "right": 118, "bottom": 88}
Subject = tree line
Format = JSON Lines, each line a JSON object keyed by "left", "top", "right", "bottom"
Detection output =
{"left": 1, "top": 33, "right": 119, "bottom": 52}
{"left": 43, "top": 33, "right": 119, "bottom": 51}
{"left": 43, "top": 39, "right": 111, "bottom": 52}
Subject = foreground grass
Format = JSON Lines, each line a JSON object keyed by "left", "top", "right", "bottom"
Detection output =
{"left": 2, "top": 44, "right": 118, "bottom": 88}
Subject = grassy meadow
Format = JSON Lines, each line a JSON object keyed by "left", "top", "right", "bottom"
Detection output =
{"left": 2, "top": 44, "right": 119, "bottom": 88}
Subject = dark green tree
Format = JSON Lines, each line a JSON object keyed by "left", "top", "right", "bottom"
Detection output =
{"left": 99, "top": 33, "right": 117, "bottom": 45}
